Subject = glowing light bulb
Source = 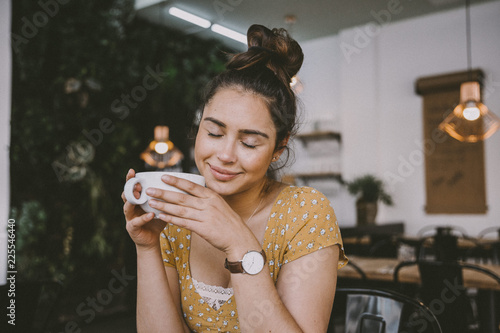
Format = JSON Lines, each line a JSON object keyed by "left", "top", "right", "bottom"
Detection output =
{"left": 463, "top": 102, "right": 480, "bottom": 121}
{"left": 155, "top": 142, "right": 169, "bottom": 154}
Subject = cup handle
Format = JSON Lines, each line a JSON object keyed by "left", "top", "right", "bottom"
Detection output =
{"left": 124, "top": 178, "right": 148, "bottom": 205}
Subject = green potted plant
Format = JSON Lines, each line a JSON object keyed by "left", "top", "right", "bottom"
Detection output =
{"left": 345, "top": 174, "right": 394, "bottom": 225}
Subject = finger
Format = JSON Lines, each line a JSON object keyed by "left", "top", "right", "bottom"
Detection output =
{"left": 134, "top": 183, "right": 143, "bottom": 199}
{"left": 146, "top": 188, "right": 205, "bottom": 211}
{"left": 123, "top": 201, "right": 134, "bottom": 218}
{"left": 122, "top": 185, "right": 143, "bottom": 202}
{"left": 123, "top": 201, "right": 144, "bottom": 220}
{"left": 129, "top": 212, "right": 155, "bottom": 228}
{"left": 126, "top": 168, "right": 136, "bottom": 181}
{"left": 161, "top": 174, "right": 207, "bottom": 198}
{"left": 130, "top": 213, "right": 155, "bottom": 228}
{"left": 157, "top": 213, "right": 200, "bottom": 232}
{"left": 149, "top": 199, "right": 203, "bottom": 221}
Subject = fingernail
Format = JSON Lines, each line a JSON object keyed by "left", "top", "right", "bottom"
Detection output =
{"left": 146, "top": 188, "right": 157, "bottom": 196}
{"left": 161, "top": 175, "right": 171, "bottom": 182}
{"left": 149, "top": 199, "right": 158, "bottom": 207}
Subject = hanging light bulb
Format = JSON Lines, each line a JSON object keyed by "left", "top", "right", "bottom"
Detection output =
{"left": 141, "top": 126, "right": 183, "bottom": 170}
{"left": 154, "top": 141, "right": 170, "bottom": 154}
{"left": 439, "top": 81, "right": 500, "bottom": 142}
{"left": 438, "top": 0, "right": 499, "bottom": 142}
{"left": 462, "top": 102, "right": 480, "bottom": 121}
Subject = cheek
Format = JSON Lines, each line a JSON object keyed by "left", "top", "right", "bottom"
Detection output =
{"left": 194, "top": 134, "right": 219, "bottom": 167}
{"left": 242, "top": 150, "right": 273, "bottom": 173}
{"left": 194, "top": 133, "right": 206, "bottom": 167}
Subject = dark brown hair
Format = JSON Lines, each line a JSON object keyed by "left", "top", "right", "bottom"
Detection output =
{"left": 202, "top": 24, "right": 304, "bottom": 171}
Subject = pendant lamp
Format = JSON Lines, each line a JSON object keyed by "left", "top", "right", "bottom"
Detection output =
{"left": 140, "top": 126, "right": 183, "bottom": 170}
{"left": 438, "top": 0, "right": 500, "bottom": 142}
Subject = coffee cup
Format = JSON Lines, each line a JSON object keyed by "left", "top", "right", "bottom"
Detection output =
{"left": 124, "top": 172, "right": 205, "bottom": 217}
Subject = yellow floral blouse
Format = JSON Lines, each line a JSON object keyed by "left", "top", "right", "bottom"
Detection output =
{"left": 160, "top": 186, "right": 348, "bottom": 332}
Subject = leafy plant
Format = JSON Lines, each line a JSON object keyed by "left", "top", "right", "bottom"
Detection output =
{"left": 345, "top": 174, "right": 394, "bottom": 205}
{"left": 10, "top": 0, "right": 231, "bottom": 288}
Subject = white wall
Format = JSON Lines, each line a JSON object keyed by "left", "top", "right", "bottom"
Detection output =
{"left": 297, "top": 1, "right": 500, "bottom": 235}
{"left": 0, "top": 0, "right": 12, "bottom": 285}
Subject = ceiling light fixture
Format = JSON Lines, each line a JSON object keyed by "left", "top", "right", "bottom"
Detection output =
{"left": 438, "top": 0, "right": 499, "bottom": 142}
{"left": 168, "top": 6, "right": 211, "bottom": 29}
{"left": 211, "top": 24, "right": 247, "bottom": 44}
{"left": 141, "top": 126, "right": 184, "bottom": 170}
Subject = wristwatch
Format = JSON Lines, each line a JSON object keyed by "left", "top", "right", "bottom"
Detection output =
{"left": 224, "top": 250, "right": 267, "bottom": 275}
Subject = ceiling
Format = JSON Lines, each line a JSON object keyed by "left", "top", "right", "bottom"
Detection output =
{"left": 134, "top": 0, "right": 497, "bottom": 50}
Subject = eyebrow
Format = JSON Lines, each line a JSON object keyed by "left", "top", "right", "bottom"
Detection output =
{"left": 203, "top": 117, "right": 270, "bottom": 139}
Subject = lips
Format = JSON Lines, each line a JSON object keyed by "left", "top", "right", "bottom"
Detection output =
{"left": 209, "top": 164, "right": 241, "bottom": 181}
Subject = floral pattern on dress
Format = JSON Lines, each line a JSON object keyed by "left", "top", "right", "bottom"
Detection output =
{"left": 159, "top": 186, "right": 348, "bottom": 332}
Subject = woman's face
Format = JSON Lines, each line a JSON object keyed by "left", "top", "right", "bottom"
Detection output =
{"left": 195, "top": 87, "right": 278, "bottom": 197}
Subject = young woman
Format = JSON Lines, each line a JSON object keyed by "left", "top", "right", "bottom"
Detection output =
{"left": 123, "top": 24, "right": 348, "bottom": 333}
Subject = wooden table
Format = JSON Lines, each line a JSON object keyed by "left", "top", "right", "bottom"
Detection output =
{"left": 340, "top": 255, "right": 500, "bottom": 291}
{"left": 398, "top": 235, "right": 500, "bottom": 250}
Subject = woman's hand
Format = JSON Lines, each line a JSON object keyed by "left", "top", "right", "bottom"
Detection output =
{"left": 146, "top": 174, "right": 259, "bottom": 257}
{"left": 122, "top": 169, "right": 167, "bottom": 250}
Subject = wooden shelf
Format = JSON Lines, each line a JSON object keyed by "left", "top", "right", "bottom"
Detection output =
{"left": 284, "top": 172, "right": 343, "bottom": 185}
{"left": 295, "top": 131, "right": 341, "bottom": 145}
{"left": 288, "top": 130, "right": 343, "bottom": 187}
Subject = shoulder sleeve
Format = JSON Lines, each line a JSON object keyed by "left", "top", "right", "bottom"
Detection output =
{"left": 160, "top": 225, "right": 175, "bottom": 267}
{"left": 283, "top": 187, "right": 348, "bottom": 269}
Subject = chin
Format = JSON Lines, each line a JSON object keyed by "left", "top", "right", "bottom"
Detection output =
{"left": 204, "top": 178, "right": 237, "bottom": 196}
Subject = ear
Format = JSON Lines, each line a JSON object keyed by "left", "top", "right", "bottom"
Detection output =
{"left": 274, "top": 135, "right": 290, "bottom": 156}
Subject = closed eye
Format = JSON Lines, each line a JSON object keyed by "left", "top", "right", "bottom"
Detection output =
{"left": 241, "top": 141, "right": 256, "bottom": 149}
{"left": 208, "top": 132, "right": 222, "bottom": 138}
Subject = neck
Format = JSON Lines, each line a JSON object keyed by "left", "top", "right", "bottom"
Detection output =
{"left": 223, "top": 178, "right": 271, "bottom": 222}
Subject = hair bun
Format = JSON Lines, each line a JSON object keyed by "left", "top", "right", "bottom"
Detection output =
{"left": 227, "top": 24, "right": 304, "bottom": 87}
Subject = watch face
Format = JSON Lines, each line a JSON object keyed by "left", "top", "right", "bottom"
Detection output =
{"left": 242, "top": 251, "right": 265, "bottom": 275}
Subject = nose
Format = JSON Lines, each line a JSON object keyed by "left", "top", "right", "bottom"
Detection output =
{"left": 217, "top": 138, "right": 237, "bottom": 164}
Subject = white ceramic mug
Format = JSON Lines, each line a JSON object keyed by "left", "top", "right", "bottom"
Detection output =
{"left": 123, "top": 172, "right": 205, "bottom": 217}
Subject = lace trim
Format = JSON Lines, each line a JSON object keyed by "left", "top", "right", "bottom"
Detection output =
{"left": 192, "top": 278, "right": 233, "bottom": 311}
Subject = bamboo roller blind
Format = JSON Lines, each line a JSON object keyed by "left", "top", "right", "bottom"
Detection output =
{"left": 415, "top": 69, "right": 487, "bottom": 214}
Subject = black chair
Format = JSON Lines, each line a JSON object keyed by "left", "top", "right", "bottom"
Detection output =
{"left": 478, "top": 227, "right": 500, "bottom": 239}
{"left": 477, "top": 227, "right": 500, "bottom": 265}
{"left": 368, "top": 236, "right": 400, "bottom": 258}
{"left": 328, "top": 287, "right": 442, "bottom": 333}
{"left": 417, "top": 225, "right": 468, "bottom": 238}
{"left": 416, "top": 225, "right": 471, "bottom": 262}
{"left": 346, "top": 260, "right": 367, "bottom": 281}
{"left": 393, "top": 260, "right": 500, "bottom": 333}
{"left": 337, "top": 260, "right": 369, "bottom": 289}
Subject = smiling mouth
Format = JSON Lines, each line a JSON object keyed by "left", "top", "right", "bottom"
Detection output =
{"left": 209, "top": 164, "right": 241, "bottom": 181}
